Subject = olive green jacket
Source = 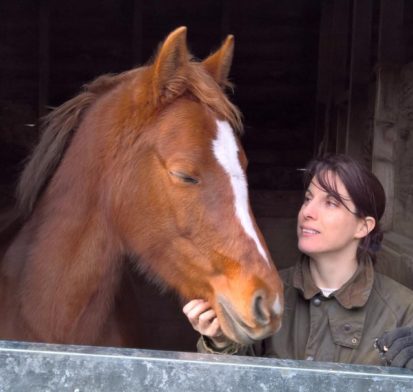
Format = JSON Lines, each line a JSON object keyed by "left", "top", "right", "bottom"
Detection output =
{"left": 197, "top": 258, "right": 413, "bottom": 366}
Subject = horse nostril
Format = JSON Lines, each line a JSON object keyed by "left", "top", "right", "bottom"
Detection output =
{"left": 253, "top": 292, "right": 270, "bottom": 326}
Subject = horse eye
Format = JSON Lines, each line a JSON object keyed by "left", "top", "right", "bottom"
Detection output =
{"left": 170, "top": 171, "right": 199, "bottom": 185}
{"left": 181, "top": 175, "right": 199, "bottom": 184}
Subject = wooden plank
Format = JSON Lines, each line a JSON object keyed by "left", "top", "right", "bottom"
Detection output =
{"left": 38, "top": 0, "right": 50, "bottom": 119}
{"left": 335, "top": 104, "right": 348, "bottom": 153}
{"left": 316, "top": 0, "right": 334, "bottom": 105}
{"left": 314, "top": 0, "right": 334, "bottom": 154}
{"left": 315, "top": 0, "right": 351, "bottom": 154}
{"left": 349, "top": 0, "right": 373, "bottom": 84}
{"left": 378, "top": 0, "right": 405, "bottom": 65}
{"left": 316, "top": 0, "right": 351, "bottom": 104}
{"left": 220, "top": 0, "right": 231, "bottom": 38}
{"left": 132, "top": 0, "right": 143, "bottom": 65}
{"left": 345, "top": 0, "right": 373, "bottom": 162}
{"left": 331, "top": 0, "right": 351, "bottom": 102}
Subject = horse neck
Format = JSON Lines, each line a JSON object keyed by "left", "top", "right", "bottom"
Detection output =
{"left": 4, "top": 156, "right": 123, "bottom": 344}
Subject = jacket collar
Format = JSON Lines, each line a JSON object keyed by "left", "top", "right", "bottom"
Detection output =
{"left": 292, "top": 257, "right": 375, "bottom": 309}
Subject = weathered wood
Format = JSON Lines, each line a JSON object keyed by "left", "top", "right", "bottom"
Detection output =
{"left": 378, "top": 0, "right": 405, "bottom": 65}
{"left": 132, "top": 0, "right": 143, "bottom": 65}
{"left": 345, "top": 0, "right": 373, "bottom": 162}
{"left": 316, "top": 0, "right": 351, "bottom": 105}
{"left": 38, "top": 0, "right": 50, "bottom": 119}
{"left": 372, "top": 66, "right": 399, "bottom": 230}
{"left": 315, "top": 0, "right": 351, "bottom": 154}
{"left": 220, "top": 0, "right": 231, "bottom": 38}
{"left": 394, "top": 64, "right": 413, "bottom": 239}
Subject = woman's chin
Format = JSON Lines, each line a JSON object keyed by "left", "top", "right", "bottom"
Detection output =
{"left": 298, "top": 239, "right": 324, "bottom": 256}
{"left": 298, "top": 245, "right": 320, "bottom": 258}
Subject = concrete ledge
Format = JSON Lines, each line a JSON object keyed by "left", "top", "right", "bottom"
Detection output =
{"left": 1, "top": 340, "right": 413, "bottom": 391}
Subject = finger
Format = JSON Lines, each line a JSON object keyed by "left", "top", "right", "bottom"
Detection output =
{"left": 182, "top": 299, "right": 206, "bottom": 316}
{"left": 406, "top": 358, "right": 413, "bottom": 371}
{"left": 198, "top": 309, "right": 217, "bottom": 330}
{"left": 386, "top": 335, "right": 413, "bottom": 360}
{"left": 207, "top": 317, "right": 223, "bottom": 337}
{"left": 186, "top": 302, "right": 213, "bottom": 325}
{"left": 382, "top": 327, "right": 413, "bottom": 349}
{"left": 389, "top": 345, "right": 413, "bottom": 368}
{"left": 376, "top": 334, "right": 390, "bottom": 352}
{"left": 202, "top": 317, "right": 222, "bottom": 338}
{"left": 385, "top": 335, "right": 413, "bottom": 367}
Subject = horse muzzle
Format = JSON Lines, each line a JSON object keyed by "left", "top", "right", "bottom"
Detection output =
{"left": 217, "top": 293, "right": 283, "bottom": 345}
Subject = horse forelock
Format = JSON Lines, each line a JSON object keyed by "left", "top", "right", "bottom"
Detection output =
{"left": 186, "top": 62, "right": 243, "bottom": 135}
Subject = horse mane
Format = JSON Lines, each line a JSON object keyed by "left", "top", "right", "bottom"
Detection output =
{"left": 0, "top": 75, "right": 127, "bottom": 248}
{"left": 15, "top": 70, "right": 140, "bottom": 221}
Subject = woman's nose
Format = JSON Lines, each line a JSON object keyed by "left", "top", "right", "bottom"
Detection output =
{"left": 301, "top": 200, "right": 317, "bottom": 220}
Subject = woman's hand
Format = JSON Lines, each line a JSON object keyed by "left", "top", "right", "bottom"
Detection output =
{"left": 183, "top": 299, "right": 231, "bottom": 348}
{"left": 375, "top": 326, "right": 413, "bottom": 369}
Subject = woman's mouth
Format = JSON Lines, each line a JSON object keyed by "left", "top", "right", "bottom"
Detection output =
{"left": 301, "top": 228, "right": 320, "bottom": 235}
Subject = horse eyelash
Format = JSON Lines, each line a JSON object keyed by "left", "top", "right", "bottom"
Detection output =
{"left": 169, "top": 171, "right": 199, "bottom": 185}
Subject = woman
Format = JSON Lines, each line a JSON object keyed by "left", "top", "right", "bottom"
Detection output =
{"left": 183, "top": 154, "right": 413, "bottom": 369}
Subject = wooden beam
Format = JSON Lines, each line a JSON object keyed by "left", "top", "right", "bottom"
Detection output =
{"left": 345, "top": 0, "right": 373, "bottom": 162}
{"left": 315, "top": 0, "right": 351, "bottom": 154}
{"left": 220, "top": 0, "right": 231, "bottom": 39}
{"left": 38, "top": 0, "right": 50, "bottom": 119}
{"left": 378, "top": 0, "right": 405, "bottom": 65}
{"left": 316, "top": 0, "right": 334, "bottom": 105}
{"left": 316, "top": 0, "right": 351, "bottom": 105}
{"left": 132, "top": 0, "right": 143, "bottom": 65}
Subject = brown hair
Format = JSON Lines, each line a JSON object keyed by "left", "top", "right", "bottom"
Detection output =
{"left": 303, "top": 154, "right": 386, "bottom": 263}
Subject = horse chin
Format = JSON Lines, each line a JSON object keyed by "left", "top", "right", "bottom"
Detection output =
{"left": 217, "top": 296, "right": 278, "bottom": 345}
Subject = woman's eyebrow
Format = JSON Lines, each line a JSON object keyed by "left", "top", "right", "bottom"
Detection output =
{"left": 326, "top": 193, "right": 355, "bottom": 210}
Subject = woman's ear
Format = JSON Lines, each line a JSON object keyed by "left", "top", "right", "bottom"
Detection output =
{"left": 355, "top": 216, "right": 376, "bottom": 239}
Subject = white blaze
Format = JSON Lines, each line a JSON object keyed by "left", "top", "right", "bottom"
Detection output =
{"left": 212, "top": 120, "right": 269, "bottom": 266}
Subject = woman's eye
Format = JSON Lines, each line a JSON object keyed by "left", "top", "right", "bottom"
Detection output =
{"left": 326, "top": 199, "right": 339, "bottom": 207}
{"left": 170, "top": 171, "right": 199, "bottom": 185}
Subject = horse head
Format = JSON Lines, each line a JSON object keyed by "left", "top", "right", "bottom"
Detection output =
{"left": 106, "top": 27, "right": 284, "bottom": 344}
{"left": 3, "top": 27, "right": 283, "bottom": 346}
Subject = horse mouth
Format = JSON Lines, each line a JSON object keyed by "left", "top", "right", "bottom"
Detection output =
{"left": 217, "top": 297, "right": 274, "bottom": 345}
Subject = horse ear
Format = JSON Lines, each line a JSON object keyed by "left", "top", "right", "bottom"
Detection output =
{"left": 202, "top": 35, "right": 234, "bottom": 87}
{"left": 151, "top": 26, "right": 189, "bottom": 104}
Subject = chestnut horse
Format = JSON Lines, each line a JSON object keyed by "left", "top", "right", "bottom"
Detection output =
{"left": 0, "top": 27, "right": 283, "bottom": 347}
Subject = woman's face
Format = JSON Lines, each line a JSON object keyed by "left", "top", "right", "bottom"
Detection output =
{"left": 297, "top": 172, "right": 368, "bottom": 260}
